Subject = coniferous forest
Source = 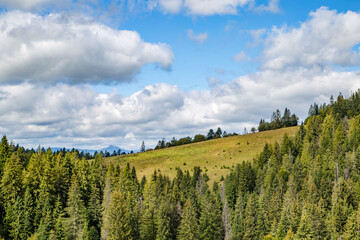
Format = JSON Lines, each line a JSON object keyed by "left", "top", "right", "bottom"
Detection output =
{"left": 2, "top": 91, "right": 360, "bottom": 239}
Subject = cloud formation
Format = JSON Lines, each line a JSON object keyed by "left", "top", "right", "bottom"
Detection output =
{"left": 0, "top": 11, "right": 173, "bottom": 85}
{"left": 262, "top": 7, "right": 360, "bottom": 70}
{"left": 150, "top": 0, "right": 255, "bottom": 15}
{"left": 2, "top": 67, "right": 360, "bottom": 150}
{"left": 187, "top": 29, "right": 208, "bottom": 44}
{"left": 2, "top": 6, "right": 360, "bottom": 152}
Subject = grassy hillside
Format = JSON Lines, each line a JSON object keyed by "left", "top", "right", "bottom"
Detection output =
{"left": 107, "top": 126, "right": 299, "bottom": 183}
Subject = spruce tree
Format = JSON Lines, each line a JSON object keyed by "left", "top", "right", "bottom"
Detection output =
{"left": 156, "top": 200, "right": 173, "bottom": 240}
{"left": 105, "top": 190, "right": 131, "bottom": 240}
{"left": 0, "top": 135, "right": 10, "bottom": 177}
{"left": 0, "top": 153, "right": 23, "bottom": 204}
{"left": 65, "top": 174, "right": 86, "bottom": 240}
{"left": 342, "top": 204, "right": 360, "bottom": 239}
{"left": 198, "top": 194, "right": 223, "bottom": 240}
{"left": 243, "top": 194, "right": 257, "bottom": 240}
{"left": 178, "top": 199, "right": 199, "bottom": 240}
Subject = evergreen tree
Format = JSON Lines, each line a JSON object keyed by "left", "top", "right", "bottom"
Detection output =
{"left": 141, "top": 141, "right": 146, "bottom": 152}
{"left": 65, "top": 174, "right": 86, "bottom": 240}
{"left": 0, "top": 153, "right": 23, "bottom": 204}
{"left": 198, "top": 194, "right": 223, "bottom": 240}
{"left": 105, "top": 190, "right": 132, "bottom": 240}
{"left": 0, "top": 135, "right": 10, "bottom": 177}
{"left": 243, "top": 194, "right": 257, "bottom": 240}
{"left": 23, "top": 187, "right": 35, "bottom": 239}
{"left": 156, "top": 199, "right": 174, "bottom": 240}
{"left": 178, "top": 199, "right": 199, "bottom": 240}
{"left": 342, "top": 204, "right": 360, "bottom": 239}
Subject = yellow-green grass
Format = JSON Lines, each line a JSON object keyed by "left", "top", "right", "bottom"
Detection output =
{"left": 106, "top": 126, "right": 299, "bottom": 184}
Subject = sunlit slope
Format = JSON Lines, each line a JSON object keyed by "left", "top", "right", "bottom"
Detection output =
{"left": 106, "top": 126, "right": 299, "bottom": 183}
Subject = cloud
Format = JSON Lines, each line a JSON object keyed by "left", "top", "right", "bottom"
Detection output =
{"left": 158, "top": 0, "right": 183, "bottom": 13}
{"left": 152, "top": 0, "right": 254, "bottom": 15}
{"left": 262, "top": 7, "right": 360, "bottom": 70}
{"left": 187, "top": 29, "right": 208, "bottom": 44}
{"left": 0, "top": 11, "right": 173, "bottom": 85}
{"left": 3, "top": 67, "right": 360, "bottom": 150}
{"left": 232, "top": 51, "right": 249, "bottom": 62}
{"left": 0, "top": 0, "right": 58, "bottom": 10}
{"left": 207, "top": 76, "right": 222, "bottom": 88}
{"left": 254, "top": 0, "right": 280, "bottom": 13}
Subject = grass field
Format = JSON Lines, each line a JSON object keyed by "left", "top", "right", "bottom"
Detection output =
{"left": 106, "top": 126, "right": 299, "bottom": 183}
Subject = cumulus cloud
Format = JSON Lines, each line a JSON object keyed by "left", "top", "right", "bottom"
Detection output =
{"left": 0, "top": 11, "right": 173, "bottom": 85}
{"left": 187, "top": 29, "right": 208, "bottom": 44}
{"left": 262, "top": 7, "right": 360, "bottom": 70}
{"left": 2, "top": 67, "right": 360, "bottom": 150}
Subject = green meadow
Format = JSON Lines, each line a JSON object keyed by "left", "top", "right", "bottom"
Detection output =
{"left": 106, "top": 126, "right": 299, "bottom": 183}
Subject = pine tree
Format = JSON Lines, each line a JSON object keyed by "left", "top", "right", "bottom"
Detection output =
{"left": 105, "top": 190, "right": 131, "bottom": 240}
{"left": 342, "top": 204, "right": 360, "bottom": 239}
{"left": 156, "top": 199, "right": 173, "bottom": 240}
{"left": 198, "top": 194, "right": 223, "bottom": 240}
{"left": 178, "top": 199, "right": 199, "bottom": 240}
{"left": 5, "top": 196, "right": 24, "bottom": 240}
{"left": 295, "top": 204, "right": 314, "bottom": 239}
{"left": 232, "top": 193, "right": 248, "bottom": 239}
{"left": 0, "top": 153, "right": 23, "bottom": 205}
{"left": 349, "top": 115, "right": 360, "bottom": 150}
{"left": 65, "top": 174, "right": 86, "bottom": 240}
{"left": 0, "top": 135, "right": 11, "bottom": 177}
{"left": 243, "top": 194, "right": 257, "bottom": 240}
{"left": 53, "top": 196, "right": 66, "bottom": 240}
{"left": 23, "top": 187, "right": 35, "bottom": 239}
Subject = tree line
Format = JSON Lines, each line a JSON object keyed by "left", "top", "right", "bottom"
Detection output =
{"left": 258, "top": 108, "right": 299, "bottom": 132}
{"left": 154, "top": 127, "right": 238, "bottom": 150}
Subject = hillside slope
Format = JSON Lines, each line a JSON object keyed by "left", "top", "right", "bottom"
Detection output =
{"left": 107, "top": 126, "right": 299, "bottom": 183}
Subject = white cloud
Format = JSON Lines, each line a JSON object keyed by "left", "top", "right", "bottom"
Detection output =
{"left": 2, "top": 67, "right": 360, "bottom": 150}
{"left": 187, "top": 29, "right": 208, "bottom": 44}
{"left": 0, "top": 11, "right": 173, "bottom": 85}
{"left": 183, "top": 0, "right": 253, "bottom": 15}
{"left": 158, "top": 0, "right": 183, "bottom": 13}
{"left": 0, "top": 0, "right": 56, "bottom": 10}
{"left": 262, "top": 7, "right": 360, "bottom": 70}
{"left": 254, "top": 0, "right": 280, "bottom": 13}
{"left": 154, "top": 0, "right": 253, "bottom": 15}
{"left": 232, "top": 51, "right": 249, "bottom": 62}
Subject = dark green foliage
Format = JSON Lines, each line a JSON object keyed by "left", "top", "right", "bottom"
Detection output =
{"left": 258, "top": 108, "right": 298, "bottom": 132}
{"left": 178, "top": 199, "right": 199, "bottom": 240}
{"left": 0, "top": 135, "right": 11, "bottom": 178}
{"left": 198, "top": 193, "right": 223, "bottom": 240}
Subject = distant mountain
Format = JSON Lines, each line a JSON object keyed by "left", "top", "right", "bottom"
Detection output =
{"left": 100, "top": 145, "right": 132, "bottom": 154}
{"left": 51, "top": 145, "right": 132, "bottom": 155}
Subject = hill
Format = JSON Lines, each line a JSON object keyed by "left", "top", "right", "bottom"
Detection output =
{"left": 106, "top": 126, "right": 299, "bottom": 183}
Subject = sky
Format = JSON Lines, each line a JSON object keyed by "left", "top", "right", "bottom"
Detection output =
{"left": 1, "top": 0, "right": 360, "bottom": 151}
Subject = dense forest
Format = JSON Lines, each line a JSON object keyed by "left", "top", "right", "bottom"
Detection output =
{"left": 1, "top": 91, "right": 360, "bottom": 239}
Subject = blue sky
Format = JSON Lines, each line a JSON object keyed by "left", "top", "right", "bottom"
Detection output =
{"left": 1, "top": 0, "right": 360, "bottom": 150}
